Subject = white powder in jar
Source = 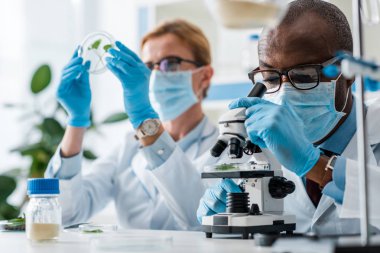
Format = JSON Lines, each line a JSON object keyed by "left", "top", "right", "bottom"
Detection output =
{"left": 27, "top": 223, "right": 60, "bottom": 240}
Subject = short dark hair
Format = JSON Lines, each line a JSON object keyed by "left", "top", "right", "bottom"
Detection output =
{"left": 281, "top": 0, "right": 353, "bottom": 53}
{"left": 259, "top": 0, "right": 353, "bottom": 57}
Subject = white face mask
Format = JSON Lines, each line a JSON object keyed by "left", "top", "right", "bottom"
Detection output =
{"left": 264, "top": 77, "right": 349, "bottom": 143}
{"left": 149, "top": 69, "right": 200, "bottom": 122}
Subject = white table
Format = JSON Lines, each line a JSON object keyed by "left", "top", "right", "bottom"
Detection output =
{"left": 0, "top": 229, "right": 272, "bottom": 253}
{"left": 4, "top": 228, "right": 379, "bottom": 253}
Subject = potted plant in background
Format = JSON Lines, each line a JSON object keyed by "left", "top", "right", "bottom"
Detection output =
{"left": 0, "top": 64, "right": 128, "bottom": 226}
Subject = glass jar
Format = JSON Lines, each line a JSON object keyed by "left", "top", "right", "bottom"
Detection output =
{"left": 26, "top": 178, "right": 61, "bottom": 241}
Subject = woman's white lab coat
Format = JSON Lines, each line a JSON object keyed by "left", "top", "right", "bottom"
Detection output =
{"left": 47, "top": 117, "right": 219, "bottom": 230}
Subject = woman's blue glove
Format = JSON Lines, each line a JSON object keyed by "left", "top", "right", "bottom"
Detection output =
{"left": 229, "top": 97, "right": 321, "bottom": 177}
{"left": 57, "top": 48, "right": 91, "bottom": 127}
{"left": 196, "top": 179, "right": 242, "bottom": 224}
{"left": 105, "top": 41, "right": 158, "bottom": 129}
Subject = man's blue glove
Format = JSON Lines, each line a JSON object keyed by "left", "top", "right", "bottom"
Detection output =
{"left": 105, "top": 41, "right": 158, "bottom": 129}
{"left": 229, "top": 97, "right": 321, "bottom": 177}
{"left": 57, "top": 48, "right": 91, "bottom": 127}
{"left": 196, "top": 179, "right": 242, "bottom": 224}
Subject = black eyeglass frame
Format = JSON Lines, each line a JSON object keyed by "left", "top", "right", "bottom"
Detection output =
{"left": 248, "top": 57, "right": 340, "bottom": 94}
{"left": 145, "top": 56, "right": 203, "bottom": 72}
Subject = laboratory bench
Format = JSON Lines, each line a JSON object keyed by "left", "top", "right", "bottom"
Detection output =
{"left": 1, "top": 229, "right": 271, "bottom": 253}
{"left": 2, "top": 228, "right": 380, "bottom": 253}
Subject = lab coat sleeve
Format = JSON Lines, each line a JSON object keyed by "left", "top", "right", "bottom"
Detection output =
{"left": 322, "top": 157, "right": 346, "bottom": 204}
{"left": 140, "top": 133, "right": 206, "bottom": 230}
{"left": 44, "top": 146, "right": 82, "bottom": 179}
{"left": 339, "top": 158, "right": 380, "bottom": 228}
{"left": 141, "top": 131, "right": 176, "bottom": 168}
{"left": 45, "top": 145, "right": 120, "bottom": 227}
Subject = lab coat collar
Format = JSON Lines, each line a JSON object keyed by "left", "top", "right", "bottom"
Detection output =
{"left": 176, "top": 116, "right": 208, "bottom": 152}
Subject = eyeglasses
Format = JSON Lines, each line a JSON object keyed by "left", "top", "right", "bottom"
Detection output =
{"left": 248, "top": 57, "right": 340, "bottom": 94}
{"left": 145, "top": 56, "right": 202, "bottom": 72}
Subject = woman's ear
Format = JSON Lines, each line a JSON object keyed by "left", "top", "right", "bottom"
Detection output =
{"left": 198, "top": 65, "right": 214, "bottom": 99}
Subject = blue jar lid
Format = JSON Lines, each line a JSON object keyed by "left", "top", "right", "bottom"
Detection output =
{"left": 27, "top": 178, "right": 60, "bottom": 195}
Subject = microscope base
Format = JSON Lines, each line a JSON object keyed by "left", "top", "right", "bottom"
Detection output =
{"left": 202, "top": 213, "right": 296, "bottom": 239}
{"left": 202, "top": 224, "right": 296, "bottom": 239}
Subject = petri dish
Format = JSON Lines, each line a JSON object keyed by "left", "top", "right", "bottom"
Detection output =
{"left": 78, "top": 31, "right": 115, "bottom": 74}
{"left": 0, "top": 220, "right": 25, "bottom": 232}
{"left": 90, "top": 234, "right": 173, "bottom": 252}
{"left": 78, "top": 223, "right": 118, "bottom": 234}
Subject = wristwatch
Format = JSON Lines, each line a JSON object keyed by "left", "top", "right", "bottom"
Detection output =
{"left": 319, "top": 155, "right": 338, "bottom": 189}
{"left": 306, "top": 155, "right": 338, "bottom": 189}
{"left": 135, "top": 118, "right": 161, "bottom": 140}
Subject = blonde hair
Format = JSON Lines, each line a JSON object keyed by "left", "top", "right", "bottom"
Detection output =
{"left": 141, "top": 19, "right": 211, "bottom": 66}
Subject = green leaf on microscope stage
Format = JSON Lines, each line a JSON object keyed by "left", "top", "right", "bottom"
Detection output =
{"left": 215, "top": 164, "right": 236, "bottom": 171}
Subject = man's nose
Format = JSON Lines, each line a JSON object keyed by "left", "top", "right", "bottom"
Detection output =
{"left": 153, "top": 64, "right": 161, "bottom": 71}
{"left": 281, "top": 74, "right": 290, "bottom": 83}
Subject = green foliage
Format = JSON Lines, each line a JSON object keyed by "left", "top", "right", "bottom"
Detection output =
{"left": 101, "top": 112, "right": 129, "bottom": 124}
{"left": 1, "top": 63, "right": 128, "bottom": 221}
{"left": 0, "top": 176, "right": 16, "bottom": 201}
{"left": 31, "top": 65, "right": 52, "bottom": 94}
{"left": 0, "top": 176, "right": 19, "bottom": 220}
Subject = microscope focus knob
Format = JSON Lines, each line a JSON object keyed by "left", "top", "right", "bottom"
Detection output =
{"left": 210, "top": 140, "right": 227, "bottom": 157}
{"left": 228, "top": 138, "right": 243, "bottom": 159}
{"left": 268, "top": 176, "right": 296, "bottom": 199}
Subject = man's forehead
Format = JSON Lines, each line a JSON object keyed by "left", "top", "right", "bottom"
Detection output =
{"left": 259, "top": 13, "right": 334, "bottom": 69}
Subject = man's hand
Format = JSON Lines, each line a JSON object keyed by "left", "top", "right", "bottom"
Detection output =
{"left": 229, "top": 97, "right": 321, "bottom": 177}
{"left": 106, "top": 41, "right": 158, "bottom": 129}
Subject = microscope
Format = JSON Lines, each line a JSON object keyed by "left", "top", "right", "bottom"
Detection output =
{"left": 201, "top": 82, "right": 297, "bottom": 239}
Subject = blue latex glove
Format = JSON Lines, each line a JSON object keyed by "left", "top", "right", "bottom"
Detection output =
{"left": 196, "top": 179, "right": 242, "bottom": 224}
{"left": 105, "top": 41, "right": 158, "bottom": 129}
{"left": 57, "top": 48, "right": 91, "bottom": 127}
{"left": 229, "top": 97, "right": 321, "bottom": 177}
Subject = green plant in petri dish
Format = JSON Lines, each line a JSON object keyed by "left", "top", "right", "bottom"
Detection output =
{"left": 79, "top": 32, "right": 115, "bottom": 74}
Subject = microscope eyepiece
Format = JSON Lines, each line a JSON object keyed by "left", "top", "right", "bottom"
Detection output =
{"left": 247, "top": 82, "right": 267, "bottom": 98}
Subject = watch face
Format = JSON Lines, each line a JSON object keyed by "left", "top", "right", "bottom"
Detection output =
{"left": 142, "top": 119, "right": 160, "bottom": 136}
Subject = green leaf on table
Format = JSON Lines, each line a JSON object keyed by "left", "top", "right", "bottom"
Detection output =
{"left": 0, "top": 176, "right": 16, "bottom": 201}
{"left": 103, "top": 44, "right": 112, "bottom": 52}
{"left": 101, "top": 112, "right": 129, "bottom": 124}
{"left": 31, "top": 64, "right": 52, "bottom": 94}
{"left": 82, "top": 229, "right": 103, "bottom": 233}
{"left": 83, "top": 150, "right": 97, "bottom": 160}
{"left": 91, "top": 39, "right": 102, "bottom": 50}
